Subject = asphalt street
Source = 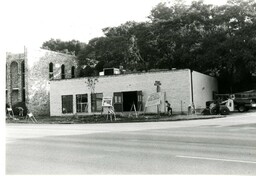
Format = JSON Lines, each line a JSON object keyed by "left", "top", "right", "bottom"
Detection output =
{"left": 6, "top": 112, "right": 256, "bottom": 175}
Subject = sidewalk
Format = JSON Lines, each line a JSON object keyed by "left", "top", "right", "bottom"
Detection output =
{"left": 6, "top": 113, "right": 224, "bottom": 124}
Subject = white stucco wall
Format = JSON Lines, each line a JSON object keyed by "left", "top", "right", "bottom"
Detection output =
{"left": 50, "top": 69, "right": 193, "bottom": 116}
{"left": 192, "top": 71, "right": 218, "bottom": 110}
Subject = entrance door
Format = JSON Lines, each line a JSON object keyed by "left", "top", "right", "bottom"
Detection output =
{"left": 137, "top": 91, "right": 143, "bottom": 111}
{"left": 114, "top": 91, "right": 143, "bottom": 112}
{"left": 123, "top": 91, "right": 138, "bottom": 111}
{"left": 113, "top": 92, "right": 123, "bottom": 112}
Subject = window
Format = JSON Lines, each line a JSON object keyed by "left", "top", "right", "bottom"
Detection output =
{"left": 76, "top": 94, "right": 88, "bottom": 113}
{"left": 62, "top": 95, "right": 73, "bottom": 113}
{"left": 11, "top": 90, "right": 19, "bottom": 105}
{"left": 137, "top": 91, "right": 143, "bottom": 111}
{"left": 91, "top": 93, "right": 103, "bottom": 112}
{"left": 49, "top": 63, "right": 53, "bottom": 79}
{"left": 138, "top": 94, "right": 142, "bottom": 102}
{"left": 113, "top": 92, "right": 123, "bottom": 112}
{"left": 61, "top": 64, "right": 65, "bottom": 79}
{"left": 10, "top": 61, "right": 18, "bottom": 88}
{"left": 71, "top": 66, "right": 75, "bottom": 78}
{"left": 114, "top": 95, "right": 122, "bottom": 103}
{"left": 21, "top": 61, "right": 25, "bottom": 87}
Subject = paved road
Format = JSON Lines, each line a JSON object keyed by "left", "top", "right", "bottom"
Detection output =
{"left": 6, "top": 112, "right": 256, "bottom": 175}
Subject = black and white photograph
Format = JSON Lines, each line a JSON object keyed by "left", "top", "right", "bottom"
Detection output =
{"left": 2, "top": 0, "right": 256, "bottom": 175}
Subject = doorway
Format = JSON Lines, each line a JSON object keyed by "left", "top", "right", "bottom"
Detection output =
{"left": 123, "top": 91, "right": 138, "bottom": 111}
{"left": 113, "top": 91, "right": 143, "bottom": 112}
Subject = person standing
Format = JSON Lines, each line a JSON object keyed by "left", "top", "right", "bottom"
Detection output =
{"left": 165, "top": 101, "right": 172, "bottom": 115}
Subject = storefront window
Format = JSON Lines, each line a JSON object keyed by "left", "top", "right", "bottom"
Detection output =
{"left": 76, "top": 94, "right": 88, "bottom": 113}
{"left": 91, "top": 93, "right": 103, "bottom": 112}
{"left": 62, "top": 95, "right": 73, "bottom": 113}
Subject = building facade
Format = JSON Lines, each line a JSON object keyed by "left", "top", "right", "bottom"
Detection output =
{"left": 6, "top": 47, "right": 78, "bottom": 116}
{"left": 50, "top": 69, "right": 218, "bottom": 116}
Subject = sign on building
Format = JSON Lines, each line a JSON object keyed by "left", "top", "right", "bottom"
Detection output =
{"left": 145, "top": 92, "right": 162, "bottom": 107}
{"left": 102, "top": 97, "right": 113, "bottom": 107}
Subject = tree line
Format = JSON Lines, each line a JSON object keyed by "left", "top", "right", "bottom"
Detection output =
{"left": 41, "top": 0, "right": 256, "bottom": 93}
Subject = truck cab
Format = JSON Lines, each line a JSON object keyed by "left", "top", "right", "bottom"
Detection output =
{"left": 234, "top": 98, "right": 256, "bottom": 112}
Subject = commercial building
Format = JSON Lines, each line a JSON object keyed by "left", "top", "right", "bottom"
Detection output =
{"left": 50, "top": 69, "right": 218, "bottom": 116}
{"left": 6, "top": 47, "right": 78, "bottom": 116}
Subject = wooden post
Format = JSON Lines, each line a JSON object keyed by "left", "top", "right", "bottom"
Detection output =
{"left": 154, "top": 81, "right": 161, "bottom": 117}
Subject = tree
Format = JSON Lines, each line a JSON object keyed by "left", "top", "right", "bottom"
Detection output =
{"left": 41, "top": 39, "right": 86, "bottom": 56}
{"left": 147, "top": 0, "right": 256, "bottom": 93}
{"left": 75, "top": 0, "right": 256, "bottom": 92}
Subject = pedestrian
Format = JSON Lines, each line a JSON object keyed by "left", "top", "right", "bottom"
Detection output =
{"left": 165, "top": 101, "right": 172, "bottom": 115}
{"left": 17, "top": 107, "right": 24, "bottom": 117}
{"left": 107, "top": 106, "right": 116, "bottom": 121}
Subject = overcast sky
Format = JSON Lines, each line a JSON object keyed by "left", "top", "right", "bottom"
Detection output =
{"left": 2, "top": 0, "right": 226, "bottom": 53}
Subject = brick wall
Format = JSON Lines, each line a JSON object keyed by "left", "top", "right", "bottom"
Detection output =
{"left": 50, "top": 69, "right": 195, "bottom": 116}
{"left": 6, "top": 53, "right": 25, "bottom": 106}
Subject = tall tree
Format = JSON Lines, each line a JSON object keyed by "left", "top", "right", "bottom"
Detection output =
{"left": 76, "top": 0, "right": 256, "bottom": 92}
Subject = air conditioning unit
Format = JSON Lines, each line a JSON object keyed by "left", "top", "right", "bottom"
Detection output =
{"left": 102, "top": 68, "right": 120, "bottom": 76}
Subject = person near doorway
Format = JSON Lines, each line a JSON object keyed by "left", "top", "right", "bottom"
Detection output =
{"left": 165, "top": 101, "right": 172, "bottom": 115}
{"left": 17, "top": 107, "right": 24, "bottom": 117}
{"left": 107, "top": 106, "right": 116, "bottom": 121}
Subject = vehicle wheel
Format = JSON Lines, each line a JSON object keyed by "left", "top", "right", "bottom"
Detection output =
{"left": 238, "top": 105, "right": 246, "bottom": 112}
{"left": 210, "top": 107, "right": 218, "bottom": 115}
{"left": 220, "top": 107, "right": 230, "bottom": 115}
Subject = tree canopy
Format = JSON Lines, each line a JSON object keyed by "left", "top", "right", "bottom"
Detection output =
{"left": 41, "top": 39, "right": 86, "bottom": 56}
{"left": 42, "top": 0, "right": 256, "bottom": 93}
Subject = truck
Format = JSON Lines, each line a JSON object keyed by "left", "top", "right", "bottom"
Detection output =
{"left": 233, "top": 90, "right": 256, "bottom": 112}
{"left": 202, "top": 90, "right": 256, "bottom": 115}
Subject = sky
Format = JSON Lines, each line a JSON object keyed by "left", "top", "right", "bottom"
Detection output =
{"left": 2, "top": 0, "right": 227, "bottom": 53}
{"left": 1, "top": 0, "right": 227, "bottom": 167}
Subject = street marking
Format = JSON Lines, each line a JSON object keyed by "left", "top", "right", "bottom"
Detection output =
{"left": 176, "top": 155, "right": 256, "bottom": 164}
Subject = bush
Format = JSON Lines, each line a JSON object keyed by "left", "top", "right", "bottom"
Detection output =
{"left": 12, "top": 102, "right": 28, "bottom": 116}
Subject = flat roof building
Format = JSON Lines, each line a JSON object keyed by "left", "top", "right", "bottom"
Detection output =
{"left": 50, "top": 69, "right": 218, "bottom": 116}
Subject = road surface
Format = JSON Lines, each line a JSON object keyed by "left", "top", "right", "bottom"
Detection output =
{"left": 6, "top": 112, "right": 256, "bottom": 175}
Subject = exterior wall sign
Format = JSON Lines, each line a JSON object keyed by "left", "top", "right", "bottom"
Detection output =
{"left": 145, "top": 92, "right": 161, "bottom": 107}
{"left": 102, "top": 97, "right": 113, "bottom": 107}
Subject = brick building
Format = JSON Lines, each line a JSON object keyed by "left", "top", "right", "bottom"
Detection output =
{"left": 50, "top": 69, "right": 218, "bottom": 116}
{"left": 6, "top": 47, "right": 78, "bottom": 116}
